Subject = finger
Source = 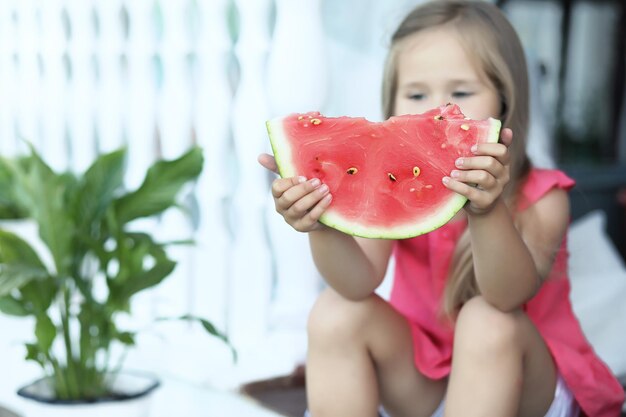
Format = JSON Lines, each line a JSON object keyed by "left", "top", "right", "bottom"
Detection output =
{"left": 499, "top": 128, "right": 513, "bottom": 147}
{"left": 258, "top": 153, "right": 279, "bottom": 173}
{"left": 284, "top": 182, "right": 330, "bottom": 218}
{"left": 455, "top": 155, "right": 504, "bottom": 177}
{"left": 276, "top": 178, "right": 325, "bottom": 212}
{"left": 450, "top": 169, "right": 497, "bottom": 190}
{"left": 443, "top": 177, "right": 498, "bottom": 213}
{"left": 471, "top": 143, "right": 510, "bottom": 165}
{"left": 295, "top": 194, "right": 333, "bottom": 231}
{"left": 442, "top": 176, "right": 484, "bottom": 202}
{"left": 271, "top": 176, "right": 306, "bottom": 199}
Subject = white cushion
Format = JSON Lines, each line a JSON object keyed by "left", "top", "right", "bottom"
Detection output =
{"left": 568, "top": 210, "right": 626, "bottom": 377}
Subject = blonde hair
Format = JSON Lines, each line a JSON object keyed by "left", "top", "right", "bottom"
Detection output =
{"left": 381, "top": 0, "right": 532, "bottom": 316}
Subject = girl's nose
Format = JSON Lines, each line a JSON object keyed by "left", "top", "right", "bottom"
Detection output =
{"left": 431, "top": 94, "right": 450, "bottom": 108}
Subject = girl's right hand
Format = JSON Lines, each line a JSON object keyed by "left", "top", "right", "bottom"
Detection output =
{"left": 271, "top": 176, "right": 332, "bottom": 232}
{"left": 258, "top": 153, "right": 332, "bottom": 232}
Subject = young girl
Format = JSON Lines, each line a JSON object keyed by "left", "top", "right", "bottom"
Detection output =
{"left": 259, "top": 1, "right": 625, "bottom": 416}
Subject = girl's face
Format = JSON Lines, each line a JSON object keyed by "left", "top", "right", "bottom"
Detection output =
{"left": 394, "top": 27, "right": 501, "bottom": 120}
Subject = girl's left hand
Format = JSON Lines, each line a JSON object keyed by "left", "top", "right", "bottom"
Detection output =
{"left": 442, "top": 128, "right": 513, "bottom": 215}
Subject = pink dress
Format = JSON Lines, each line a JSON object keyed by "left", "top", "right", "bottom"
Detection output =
{"left": 390, "top": 169, "right": 625, "bottom": 417}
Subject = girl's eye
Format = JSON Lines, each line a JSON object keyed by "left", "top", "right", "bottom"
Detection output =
{"left": 407, "top": 93, "right": 425, "bottom": 101}
{"left": 451, "top": 91, "right": 474, "bottom": 98}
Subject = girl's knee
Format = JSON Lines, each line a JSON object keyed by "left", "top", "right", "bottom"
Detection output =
{"left": 307, "top": 288, "right": 378, "bottom": 344}
{"left": 454, "top": 296, "right": 523, "bottom": 354}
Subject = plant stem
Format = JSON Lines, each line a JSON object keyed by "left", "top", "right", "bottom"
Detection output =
{"left": 47, "top": 354, "right": 70, "bottom": 400}
{"left": 60, "top": 286, "right": 81, "bottom": 399}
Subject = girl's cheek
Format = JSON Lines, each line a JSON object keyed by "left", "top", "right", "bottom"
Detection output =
{"left": 452, "top": 100, "right": 495, "bottom": 121}
{"left": 464, "top": 93, "right": 501, "bottom": 120}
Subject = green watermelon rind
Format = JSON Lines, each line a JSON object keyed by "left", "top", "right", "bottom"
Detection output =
{"left": 266, "top": 116, "right": 501, "bottom": 240}
{"left": 266, "top": 119, "right": 297, "bottom": 179}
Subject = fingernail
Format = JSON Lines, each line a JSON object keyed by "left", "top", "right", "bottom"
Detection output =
{"left": 298, "top": 176, "right": 306, "bottom": 183}
{"left": 451, "top": 170, "right": 460, "bottom": 178}
{"left": 455, "top": 158, "right": 464, "bottom": 167}
{"left": 318, "top": 184, "right": 329, "bottom": 194}
{"left": 310, "top": 178, "right": 320, "bottom": 187}
{"left": 442, "top": 177, "right": 450, "bottom": 185}
{"left": 471, "top": 145, "right": 478, "bottom": 153}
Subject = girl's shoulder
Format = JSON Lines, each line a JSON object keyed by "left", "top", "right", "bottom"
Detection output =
{"left": 516, "top": 168, "right": 575, "bottom": 212}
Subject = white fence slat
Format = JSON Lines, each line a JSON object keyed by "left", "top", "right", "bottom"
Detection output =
{"left": 93, "top": 0, "right": 126, "bottom": 153}
{"left": 150, "top": 0, "right": 194, "bottom": 318}
{"left": 229, "top": 0, "right": 273, "bottom": 348}
{"left": 191, "top": 0, "right": 233, "bottom": 327}
{"left": 121, "top": 0, "right": 163, "bottom": 329}
{"left": 39, "top": 0, "right": 69, "bottom": 171}
{"left": 157, "top": 2, "right": 192, "bottom": 159}
{"left": 0, "top": 2, "right": 19, "bottom": 156}
{"left": 15, "top": 2, "right": 41, "bottom": 153}
{"left": 267, "top": 0, "right": 329, "bottom": 115}
{"left": 264, "top": 0, "right": 328, "bottom": 333}
{"left": 66, "top": 1, "right": 97, "bottom": 172}
{"left": 125, "top": 0, "right": 158, "bottom": 190}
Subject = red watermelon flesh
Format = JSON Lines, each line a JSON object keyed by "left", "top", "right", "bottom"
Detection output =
{"left": 266, "top": 104, "right": 501, "bottom": 239}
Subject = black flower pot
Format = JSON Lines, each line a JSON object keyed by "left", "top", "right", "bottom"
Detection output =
{"left": 16, "top": 372, "right": 160, "bottom": 417}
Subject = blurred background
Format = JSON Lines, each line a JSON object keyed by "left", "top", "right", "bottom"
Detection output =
{"left": 0, "top": 0, "right": 624, "bottom": 414}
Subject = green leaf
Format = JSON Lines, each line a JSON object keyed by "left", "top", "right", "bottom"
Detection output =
{"left": 35, "top": 314, "right": 57, "bottom": 353}
{"left": 0, "top": 156, "right": 28, "bottom": 219}
{"left": 78, "top": 304, "right": 113, "bottom": 355}
{"left": 25, "top": 342, "right": 45, "bottom": 366}
{"left": 161, "top": 314, "right": 237, "bottom": 362}
{"left": 72, "top": 149, "right": 126, "bottom": 234}
{"left": 0, "top": 295, "right": 29, "bottom": 316}
{"left": 0, "top": 229, "right": 47, "bottom": 267}
{"left": 9, "top": 148, "right": 74, "bottom": 275}
{"left": 0, "top": 229, "right": 51, "bottom": 297}
{"left": 114, "top": 146, "right": 203, "bottom": 224}
{"left": 116, "top": 331, "right": 136, "bottom": 346}
{"left": 0, "top": 265, "right": 49, "bottom": 297}
{"left": 115, "top": 259, "right": 176, "bottom": 304}
{"left": 19, "top": 278, "right": 57, "bottom": 314}
{"left": 107, "top": 232, "right": 176, "bottom": 307}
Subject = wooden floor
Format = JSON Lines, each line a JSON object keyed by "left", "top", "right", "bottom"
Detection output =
{"left": 240, "top": 366, "right": 307, "bottom": 417}
{"left": 241, "top": 368, "right": 626, "bottom": 417}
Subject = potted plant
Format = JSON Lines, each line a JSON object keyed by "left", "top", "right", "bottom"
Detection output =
{"left": 0, "top": 145, "right": 234, "bottom": 416}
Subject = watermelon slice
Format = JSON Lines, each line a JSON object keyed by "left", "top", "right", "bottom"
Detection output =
{"left": 266, "top": 104, "right": 501, "bottom": 239}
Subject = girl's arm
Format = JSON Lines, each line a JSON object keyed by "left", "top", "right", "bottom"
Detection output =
{"left": 467, "top": 190, "right": 569, "bottom": 311}
{"left": 260, "top": 154, "right": 393, "bottom": 300}
{"left": 309, "top": 231, "right": 393, "bottom": 300}
{"left": 443, "top": 129, "right": 569, "bottom": 311}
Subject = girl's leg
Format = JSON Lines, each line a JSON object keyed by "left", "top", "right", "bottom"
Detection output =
{"left": 445, "top": 296, "right": 557, "bottom": 417}
{"left": 306, "top": 287, "right": 447, "bottom": 417}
